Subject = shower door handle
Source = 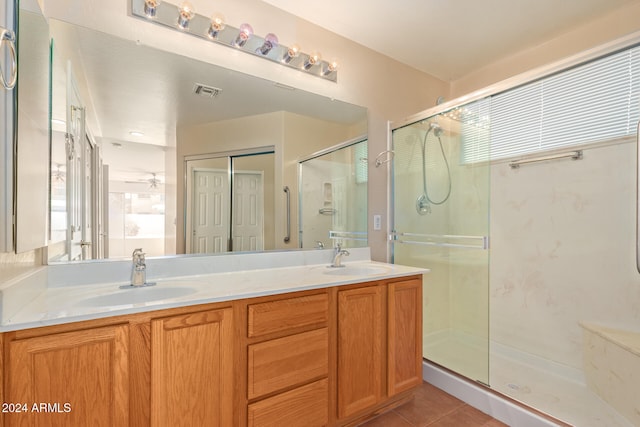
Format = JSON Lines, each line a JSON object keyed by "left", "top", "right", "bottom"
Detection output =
{"left": 637, "top": 121, "right": 640, "bottom": 273}
{"left": 283, "top": 186, "right": 291, "bottom": 243}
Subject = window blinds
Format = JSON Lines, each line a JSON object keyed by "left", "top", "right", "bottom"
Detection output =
{"left": 462, "top": 45, "right": 640, "bottom": 163}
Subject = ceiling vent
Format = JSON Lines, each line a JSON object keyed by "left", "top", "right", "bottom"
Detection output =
{"left": 193, "top": 83, "right": 222, "bottom": 98}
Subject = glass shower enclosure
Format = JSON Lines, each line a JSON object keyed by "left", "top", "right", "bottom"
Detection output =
{"left": 298, "top": 138, "right": 368, "bottom": 249}
{"left": 391, "top": 100, "right": 491, "bottom": 384}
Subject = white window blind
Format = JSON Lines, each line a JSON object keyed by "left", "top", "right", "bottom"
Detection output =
{"left": 459, "top": 98, "right": 491, "bottom": 163}
{"left": 462, "top": 45, "right": 640, "bottom": 163}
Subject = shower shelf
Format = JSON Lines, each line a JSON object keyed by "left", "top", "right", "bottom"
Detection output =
{"left": 389, "top": 232, "right": 488, "bottom": 250}
{"left": 329, "top": 230, "right": 368, "bottom": 242}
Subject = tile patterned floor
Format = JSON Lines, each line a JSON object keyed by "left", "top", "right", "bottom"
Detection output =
{"left": 358, "top": 382, "right": 507, "bottom": 427}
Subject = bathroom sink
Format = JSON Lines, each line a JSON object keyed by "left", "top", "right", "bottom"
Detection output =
{"left": 323, "top": 265, "right": 390, "bottom": 276}
{"left": 79, "top": 285, "right": 199, "bottom": 307}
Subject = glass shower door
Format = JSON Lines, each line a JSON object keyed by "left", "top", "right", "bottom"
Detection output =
{"left": 391, "top": 100, "right": 491, "bottom": 384}
{"left": 299, "top": 139, "right": 368, "bottom": 249}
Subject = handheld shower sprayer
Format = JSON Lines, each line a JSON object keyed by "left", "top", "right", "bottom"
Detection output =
{"left": 416, "top": 121, "right": 451, "bottom": 215}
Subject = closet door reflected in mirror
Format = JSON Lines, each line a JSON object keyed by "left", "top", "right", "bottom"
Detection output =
{"left": 185, "top": 150, "right": 275, "bottom": 254}
{"left": 231, "top": 153, "right": 275, "bottom": 252}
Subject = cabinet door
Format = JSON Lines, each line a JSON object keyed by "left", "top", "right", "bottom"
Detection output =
{"left": 7, "top": 324, "right": 129, "bottom": 427}
{"left": 151, "top": 307, "right": 233, "bottom": 427}
{"left": 337, "top": 285, "right": 383, "bottom": 419}
{"left": 388, "top": 278, "right": 423, "bottom": 395}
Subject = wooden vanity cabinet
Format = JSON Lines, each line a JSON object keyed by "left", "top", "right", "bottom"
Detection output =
{"left": 1, "top": 302, "right": 235, "bottom": 427}
{"left": 244, "top": 291, "right": 331, "bottom": 427}
{"left": 335, "top": 276, "right": 423, "bottom": 425}
{"left": 1, "top": 274, "right": 422, "bottom": 427}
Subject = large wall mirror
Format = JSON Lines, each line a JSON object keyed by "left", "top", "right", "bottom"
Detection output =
{"left": 40, "top": 18, "right": 367, "bottom": 262}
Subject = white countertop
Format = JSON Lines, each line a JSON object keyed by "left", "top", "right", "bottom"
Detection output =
{"left": 0, "top": 248, "right": 427, "bottom": 332}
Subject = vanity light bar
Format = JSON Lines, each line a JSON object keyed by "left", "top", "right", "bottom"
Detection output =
{"left": 130, "top": 0, "right": 338, "bottom": 82}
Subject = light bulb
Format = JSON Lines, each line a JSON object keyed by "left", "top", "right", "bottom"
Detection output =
{"left": 234, "top": 23, "right": 254, "bottom": 47}
{"left": 257, "top": 33, "right": 278, "bottom": 55}
{"left": 208, "top": 12, "right": 226, "bottom": 38}
{"left": 177, "top": 1, "right": 195, "bottom": 29}
{"left": 144, "top": 0, "right": 160, "bottom": 18}
{"left": 323, "top": 58, "right": 339, "bottom": 75}
{"left": 303, "top": 51, "right": 321, "bottom": 70}
{"left": 282, "top": 43, "right": 301, "bottom": 63}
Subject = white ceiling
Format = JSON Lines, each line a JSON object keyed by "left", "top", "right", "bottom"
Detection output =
{"left": 262, "top": 0, "right": 638, "bottom": 81}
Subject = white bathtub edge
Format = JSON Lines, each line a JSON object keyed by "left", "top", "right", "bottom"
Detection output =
{"left": 422, "top": 360, "right": 563, "bottom": 427}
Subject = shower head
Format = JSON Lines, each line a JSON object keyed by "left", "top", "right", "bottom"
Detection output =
{"left": 416, "top": 121, "right": 444, "bottom": 138}
{"left": 429, "top": 122, "right": 443, "bottom": 138}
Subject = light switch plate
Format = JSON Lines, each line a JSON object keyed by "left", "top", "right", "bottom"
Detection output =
{"left": 373, "top": 215, "right": 382, "bottom": 231}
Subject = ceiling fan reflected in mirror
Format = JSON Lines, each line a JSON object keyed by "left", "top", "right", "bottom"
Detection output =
{"left": 125, "top": 172, "right": 164, "bottom": 189}
{"left": 52, "top": 163, "right": 65, "bottom": 182}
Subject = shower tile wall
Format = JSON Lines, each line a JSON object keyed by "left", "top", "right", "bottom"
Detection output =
{"left": 489, "top": 139, "right": 640, "bottom": 372}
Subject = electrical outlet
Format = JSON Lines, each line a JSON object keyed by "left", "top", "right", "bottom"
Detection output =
{"left": 373, "top": 215, "right": 382, "bottom": 231}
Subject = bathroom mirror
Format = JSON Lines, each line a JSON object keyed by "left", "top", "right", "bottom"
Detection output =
{"left": 43, "top": 18, "right": 367, "bottom": 262}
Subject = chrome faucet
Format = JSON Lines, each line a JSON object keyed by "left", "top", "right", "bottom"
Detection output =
{"left": 130, "top": 248, "right": 152, "bottom": 287}
{"left": 330, "top": 243, "right": 350, "bottom": 268}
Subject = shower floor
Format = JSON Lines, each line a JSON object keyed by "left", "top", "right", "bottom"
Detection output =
{"left": 424, "top": 334, "right": 633, "bottom": 427}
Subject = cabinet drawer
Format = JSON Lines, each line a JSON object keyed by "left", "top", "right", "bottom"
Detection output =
{"left": 247, "top": 378, "right": 328, "bottom": 427}
{"left": 248, "top": 328, "right": 328, "bottom": 399}
{"left": 247, "top": 293, "right": 328, "bottom": 337}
